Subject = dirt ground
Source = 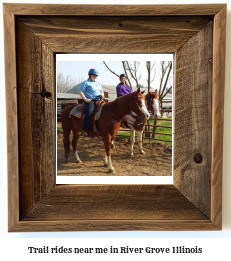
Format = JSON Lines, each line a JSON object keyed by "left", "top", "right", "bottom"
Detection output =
{"left": 57, "top": 133, "right": 172, "bottom": 176}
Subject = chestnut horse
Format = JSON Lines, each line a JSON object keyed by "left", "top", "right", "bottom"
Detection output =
{"left": 60, "top": 88, "right": 150, "bottom": 173}
{"left": 113, "top": 90, "right": 161, "bottom": 156}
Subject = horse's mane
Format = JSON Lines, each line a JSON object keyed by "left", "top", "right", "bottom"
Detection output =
{"left": 103, "top": 92, "right": 134, "bottom": 111}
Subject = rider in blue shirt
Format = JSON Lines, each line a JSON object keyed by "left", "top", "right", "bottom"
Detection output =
{"left": 79, "top": 68, "right": 104, "bottom": 136}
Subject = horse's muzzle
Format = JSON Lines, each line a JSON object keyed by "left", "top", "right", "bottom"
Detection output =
{"left": 154, "top": 114, "right": 160, "bottom": 120}
{"left": 146, "top": 112, "right": 150, "bottom": 120}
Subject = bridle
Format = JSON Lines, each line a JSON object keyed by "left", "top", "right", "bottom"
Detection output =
{"left": 105, "top": 92, "right": 147, "bottom": 123}
{"left": 124, "top": 93, "right": 148, "bottom": 126}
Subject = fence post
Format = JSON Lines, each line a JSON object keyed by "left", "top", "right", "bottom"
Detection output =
{"left": 152, "top": 118, "right": 157, "bottom": 139}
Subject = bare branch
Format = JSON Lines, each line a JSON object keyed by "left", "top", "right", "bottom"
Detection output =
{"left": 122, "top": 61, "right": 133, "bottom": 89}
{"left": 57, "top": 72, "right": 78, "bottom": 93}
{"left": 158, "top": 61, "right": 172, "bottom": 100}
{"left": 146, "top": 61, "right": 151, "bottom": 91}
{"left": 126, "top": 62, "right": 139, "bottom": 87}
{"left": 160, "top": 61, "right": 172, "bottom": 98}
{"left": 161, "top": 86, "right": 172, "bottom": 100}
{"left": 102, "top": 61, "right": 120, "bottom": 77}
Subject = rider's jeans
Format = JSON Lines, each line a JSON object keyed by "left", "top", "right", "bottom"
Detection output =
{"left": 82, "top": 100, "right": 95, "bottom": 132}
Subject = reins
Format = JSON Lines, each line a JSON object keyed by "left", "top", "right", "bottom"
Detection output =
{"left": 104, "top": 92, "right": 147, "bottom": 125}
{"left": 104, "top": 92, "right": 136, "bottom": 122}
{"left": 106, "top": 109, "right": 123, "bottom": 121}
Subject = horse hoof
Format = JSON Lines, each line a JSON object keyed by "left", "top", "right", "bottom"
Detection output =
{"left": 140, "top": 151, "right": 145, "bottom": 155}
{"left": 130, "top": 154, "right": 134, "bottom": 157}
{"left": 108, "top": 169, "right": 115, "bottom": 174}
{"left": 76, "top": 159, "right": 82, "bottom": 163}
{"left": 104, "top": 163, "right": 108, "bottom": 167}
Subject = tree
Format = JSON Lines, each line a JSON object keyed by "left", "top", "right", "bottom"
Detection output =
{"left": 103, "top": 60, "right": 172, "bottom": 101}
{"left": 57, "top": 72, "right": 82, "bottom": 93}
{"left": 103, "top": 61, "right": 143, "bottom": 90}
{"left": 146, "top": 61, "right": 156, "bottom": 91}
{"left": 124, "top": 61, "right": 141, "bottom": 89}
{"left": 158, "top": 61, "right": 172, "bottom": 101}
{"left": 102, "top": 61, "right": 135, "bottom": 89}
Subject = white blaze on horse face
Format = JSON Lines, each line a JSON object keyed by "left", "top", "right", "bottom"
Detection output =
{"left": 140, "top": 99, "right": 150, "bottom": 119}
{"left": 153, "top": 98, "right": 161, "bottom": 118}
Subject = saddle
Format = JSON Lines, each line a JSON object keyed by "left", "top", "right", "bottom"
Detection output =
{"left": 70, "top": 100, "right": 106, "bottom": 134}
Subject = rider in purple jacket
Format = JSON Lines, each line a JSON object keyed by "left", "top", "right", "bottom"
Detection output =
{"left": 116, "top": 74, "right": 132, "bottom": 97}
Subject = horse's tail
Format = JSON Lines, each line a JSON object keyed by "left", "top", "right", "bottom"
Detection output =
{"left": 60, "top": 104, "right": 77, "bottom": 161}
{"left": 61, "top": 104, "right": 77, "bottom": 130}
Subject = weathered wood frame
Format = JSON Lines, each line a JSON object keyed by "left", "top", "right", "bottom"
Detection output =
{"left": 4, "top": 4, "right": 226, "bottom": 231}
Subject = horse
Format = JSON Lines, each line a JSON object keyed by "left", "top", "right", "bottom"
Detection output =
{"left": 112, "top": 90, "right": 161, "bottom": 156}
{"left": 60, "top": 87, "right": 150, "bottom": 173}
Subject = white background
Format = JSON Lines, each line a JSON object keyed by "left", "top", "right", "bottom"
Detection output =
{"left": 0, "top": 0, "right": 231, "bottom": 260}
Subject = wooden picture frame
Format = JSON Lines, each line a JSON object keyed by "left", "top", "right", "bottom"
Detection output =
{"left": 4, "top": 3, "right": 226, "bottom": 231}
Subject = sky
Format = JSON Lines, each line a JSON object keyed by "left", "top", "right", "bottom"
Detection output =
{"left": 56, "top": 54, "right": 174, "bottom": 89}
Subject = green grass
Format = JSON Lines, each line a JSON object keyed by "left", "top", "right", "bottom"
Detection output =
{"left": 118, "top": 117, "right": 172, "bottom": 144}
{"left": 57, "top": 123, "right": 62, "bottom": 133}
{"left": 57, "top": 118, "right": 172, "bottom": 144}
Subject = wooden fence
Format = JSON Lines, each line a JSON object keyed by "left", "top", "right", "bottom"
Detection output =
{"left": 116, "top": 100, "right": 172, "bottom": 144}
{"left": 57, "top": 100, "right": 172, "bottom": 144}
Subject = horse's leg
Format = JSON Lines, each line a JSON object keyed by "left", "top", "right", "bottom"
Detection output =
{"left": 111, "top": 140, "right": 115, "bottom": 149}
{"left": 104, "top": 138, "right": 115, "bottom": 166}
{"left": 103, "top": 152, "right": 108, "bottom": 167}
{"left": 63, "top": 130, "right": 71, "bottom": 161}
{"left": 72, "top": 130, "right": 82, "bottom": 163}
{"left": 105, "top": 139, "right": 115, "bottom": 166}
{"left": 138, "top": 130, "right": 145, "bottom": 154}
{"left": 103, "top": 135, "right": 114, "bottom": 173}
{"left": 130, "top": 126, "right": 135, "bottom": 157}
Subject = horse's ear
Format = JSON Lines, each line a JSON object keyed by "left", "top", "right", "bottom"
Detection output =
{"left": 141, "top": 90, "right": 145, "bottom": 94}
{"left": 136, "top": 87, "right": 140, "bottom": 93}
{"left": 154, "top": 89, "right": 158, "bottom": 99}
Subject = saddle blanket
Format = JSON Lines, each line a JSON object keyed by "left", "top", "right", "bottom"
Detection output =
{"left": 70, "top": 103, "right": 105, "bottom": 121}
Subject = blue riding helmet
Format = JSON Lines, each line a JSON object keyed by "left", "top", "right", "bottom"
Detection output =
{"left": 88, "top": 68, "right": 99, "bottom": 76}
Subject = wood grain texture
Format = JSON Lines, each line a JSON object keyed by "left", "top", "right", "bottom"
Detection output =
{"left": 16, "top": 19, "right": 56, "bottom": 219}
{"left": 174, "top": 22, "right": 213, "bottom": 218}
{"left": 11, "top": 220, "right": 218, "bottom": 232}
{"left": 4, "top": 3, "right": 226, "bottom": 231}
{"left": 3, "top": 3, "right": 225, "bottom": 16}
{"left": 211, "top": 5, "right": 226, "bottom": 228}
{"left": 18, "top": 16, "right": 213, "bottom": 53}
{"left": 11, "top": 185, "right": 219, "bottom": 232}
{"left": 3, "top": 4, "right": 20, "bottom": 231}
{"left": 22, "top": 185, "right": 207, "bottom": 221}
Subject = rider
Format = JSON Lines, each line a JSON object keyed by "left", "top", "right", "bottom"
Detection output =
{"left": 79, "top": 68, "right": 104, "bottom": 137}
{"left": 116, "top": 74, "right": 132, "bottom": 97}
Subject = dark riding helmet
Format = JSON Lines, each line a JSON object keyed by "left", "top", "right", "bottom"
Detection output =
{"left": 119, "top": 74, "right": 126, "bottom": 80}
{"left": 88, "top": 68, "right": 99, "bottom": 76}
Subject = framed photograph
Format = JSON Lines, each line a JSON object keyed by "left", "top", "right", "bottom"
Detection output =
{"left": 4, "top": 3, "right": 226, "bottom": 231}
{"left": 56, "top": 54, "right": 174, "bottom": 185}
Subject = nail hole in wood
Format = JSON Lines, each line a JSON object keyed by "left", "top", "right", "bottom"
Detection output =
{"left": 40, "top": 90, "right": 52, "bottom": 99}
{"left": 194, "top": 153, "right": 203, "bottom": 164}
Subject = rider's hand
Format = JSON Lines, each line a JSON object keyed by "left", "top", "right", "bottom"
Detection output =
{"left": 85, "top": 98, "right": 92, "bottom": 103}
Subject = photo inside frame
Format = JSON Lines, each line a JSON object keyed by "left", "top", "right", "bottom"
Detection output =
{"left": 56, "top": 54, "right": 174, "bottom": 184}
